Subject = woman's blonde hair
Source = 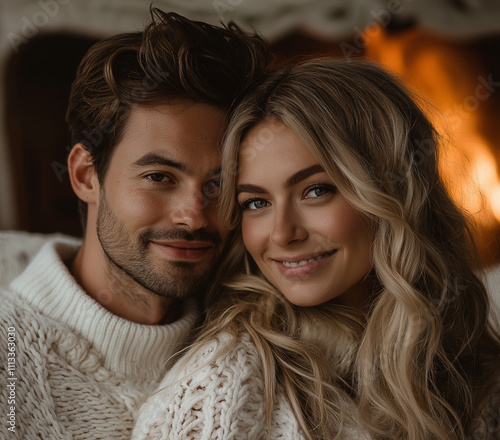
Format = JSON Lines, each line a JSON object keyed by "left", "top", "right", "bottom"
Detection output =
{"left": 194, "top": 59, "right": 500, "bottom": 439}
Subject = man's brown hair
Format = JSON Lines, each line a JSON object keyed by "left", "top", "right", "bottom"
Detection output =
{"left": 66, "top": 8, "right": 268, "bottom": 229}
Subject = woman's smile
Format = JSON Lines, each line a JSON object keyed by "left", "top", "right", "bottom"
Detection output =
{"left": 237, "top": 121, "right": 373, "bottom": 307}
{"left": 273, "top": 249, "right": 336, "bottom": 278}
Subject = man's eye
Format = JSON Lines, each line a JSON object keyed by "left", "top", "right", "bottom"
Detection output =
{"left": 146, "top": 173, "right": 170, "bottom": 183}
{"left": 204, "top": 179, "right": 221, "bottom": 198}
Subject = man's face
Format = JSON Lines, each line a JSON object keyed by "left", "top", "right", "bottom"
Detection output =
{"left": 95, "top": 101, "right": 227, "bottom": 299}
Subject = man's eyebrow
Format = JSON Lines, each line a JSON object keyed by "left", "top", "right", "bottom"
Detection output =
{"left": 132, "top": 153, "right": 192, "bottom": 175}
{"left": 284, "top": 164, "right": 325, "bottom": 188}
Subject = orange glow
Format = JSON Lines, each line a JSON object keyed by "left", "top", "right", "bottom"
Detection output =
{"left": 363, "top": 26, "right": 500, "bottom": 261}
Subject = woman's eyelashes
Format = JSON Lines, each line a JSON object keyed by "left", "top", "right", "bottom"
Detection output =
{"left": 303, "top": 184, "right": 337, "bottom": 199}
{"left": 239, "top": 183, "right": 337, "bottom": 211}
{"left": 239, "top": 198, "right": 270, "bottom": 211}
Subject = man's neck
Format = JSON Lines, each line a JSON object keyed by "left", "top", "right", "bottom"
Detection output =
{"left": 69, "top": 240, "right": 175, "bottom": 325}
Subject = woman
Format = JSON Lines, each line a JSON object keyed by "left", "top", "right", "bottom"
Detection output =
{"left": 132, "top": 59, "right": 500, "bottom": 439}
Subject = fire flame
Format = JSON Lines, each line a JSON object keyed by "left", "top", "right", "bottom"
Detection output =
{"left": 362, "top": 26, "right": 500, "bottom": 262}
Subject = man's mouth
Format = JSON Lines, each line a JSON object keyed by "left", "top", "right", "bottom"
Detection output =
{"left": 149, "top": 241, "right": 214, "bottom": 262}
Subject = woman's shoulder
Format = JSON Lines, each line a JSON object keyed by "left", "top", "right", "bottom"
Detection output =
{"left": 168, "top": 329, "right": 261, "bottom": 380}
{"left": 132, "top": 329, "right": 269, "bottom": 440}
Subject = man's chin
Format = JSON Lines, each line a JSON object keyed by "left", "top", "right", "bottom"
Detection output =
{"left": 142, "top": 263, "right": 214, "bottom": 298}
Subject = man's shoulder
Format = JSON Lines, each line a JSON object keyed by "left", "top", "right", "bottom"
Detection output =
{"left": 0, "top": 230, "right": 80, "bottom": 287}
{"left": 0, "top": 275, "right": 50, "bottom": 328}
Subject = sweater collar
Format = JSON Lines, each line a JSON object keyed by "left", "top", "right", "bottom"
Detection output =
{"left": 10, "top": 238, "right": 198, "bottom": 380}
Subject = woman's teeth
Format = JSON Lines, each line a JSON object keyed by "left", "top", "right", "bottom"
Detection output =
{"left": 281, "top": 250, "right": 335, "bottom": 267}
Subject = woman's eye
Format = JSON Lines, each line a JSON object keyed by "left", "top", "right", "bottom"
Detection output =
{"left": 240, "top": 198, "right": 269, "bottom": 210}
{"left": 304, "top": 185, "right": 335, "bottom": 199}
{"left": 146, "top": 173, "right": 171, "bottom": 183}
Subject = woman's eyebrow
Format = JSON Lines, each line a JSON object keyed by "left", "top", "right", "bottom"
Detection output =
{"left": 236, "top": 164, "right": 326, "bottom": 195}
{"left": 236, "top": 183, "right": 267, "bottom": 195}
{"left": 284, "top": 164, "right": 325, "bottom": 188}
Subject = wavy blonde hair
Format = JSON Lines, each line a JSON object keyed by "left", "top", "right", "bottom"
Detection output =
{"left": 191, "top": 59, "right": 500, "bottom": 439}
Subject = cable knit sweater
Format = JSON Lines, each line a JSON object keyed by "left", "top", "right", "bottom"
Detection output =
{"left": 0, "top": 235, "right": 198, "bottom": 439}
{"left": 3, "top": 232, "right": 500, "bottom": 439}
{"left": 131, "top": 322, "right": 500, "bottom": 440}
{"left": 131, "top": 330, "right": 375, "bottom": 440}
{"left": 131, "top": 331, "right": 306, "bottom": 440}
{"left": 132, "top": 327, "right": 500, "bottom": 440}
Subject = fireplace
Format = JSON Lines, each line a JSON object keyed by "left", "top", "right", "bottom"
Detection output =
{"left": 1, "top": 1, "right": 499, "bottom": 265}
{"left": 360, "top": 25, "right": 500, "bottom": 265}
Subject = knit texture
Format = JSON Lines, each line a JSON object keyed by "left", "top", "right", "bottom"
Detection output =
{"left": 2, "top": 232, "right": 499, "bottom": 439}
{"left": 132, "top": 331, "right": 306, "bottom": 440}
{"left": 132, "top": 328, "right": 500, "bottom": 439}
{"left": 0, "top": 230, "right": 71, "bottom": 286}
{"left": 1, "top": 237, "right": 198, "bottom": 439}
{"left": 132, "top": 330, "right": 376, "bottom": 440}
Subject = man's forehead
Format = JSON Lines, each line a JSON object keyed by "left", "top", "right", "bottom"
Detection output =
{"left": 110, "top": 102, "right": 225, "bottom": 169}
{"left": 125, "top": 102, "right": 226, "bottom": 135}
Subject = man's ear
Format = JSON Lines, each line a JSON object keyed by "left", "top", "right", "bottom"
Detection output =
{"left": 68, "top": 143, "right": 99, "bottom": 204}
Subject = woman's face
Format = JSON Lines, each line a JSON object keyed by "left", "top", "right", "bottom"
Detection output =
{"left": 236, "top": 121, "right": 373, "bottom": 307}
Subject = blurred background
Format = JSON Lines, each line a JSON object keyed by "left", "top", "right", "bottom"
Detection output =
{"left": 1, "top": 0, "right": 500, "bottom": 267}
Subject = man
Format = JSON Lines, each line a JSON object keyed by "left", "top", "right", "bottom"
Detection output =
{"left": 0, "top": 9, "right": 267, "bottom": 439}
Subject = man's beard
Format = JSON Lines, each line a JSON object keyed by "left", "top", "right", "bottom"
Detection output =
{"left": 96, "top": 191, "right": 222, "bottom": 299}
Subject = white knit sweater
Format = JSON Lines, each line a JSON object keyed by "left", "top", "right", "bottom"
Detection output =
{"left": 133, "top": 328, "right": 500, "bottom": 440}
{"left": 131, "top": 330, "right": 375, "bottom": 440}
{"left": 132, "top": 327, "right": 500, "bottom": 440}
{"left": 131, "top": 331, "right": 306, "bottom": 440}
{"left": 0, "top": 235, "right": 198, "bottom": 439}
{"left": 3, "top": 232, "right": 500, "bottom": 439}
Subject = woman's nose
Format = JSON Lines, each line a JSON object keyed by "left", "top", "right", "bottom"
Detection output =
{"left": 270, "top": 206, "right": 308, "bottom": 247}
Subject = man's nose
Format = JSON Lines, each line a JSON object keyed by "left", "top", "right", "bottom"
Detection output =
{"left": 170, "top": 189, "right": 210, "bottom": 231}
